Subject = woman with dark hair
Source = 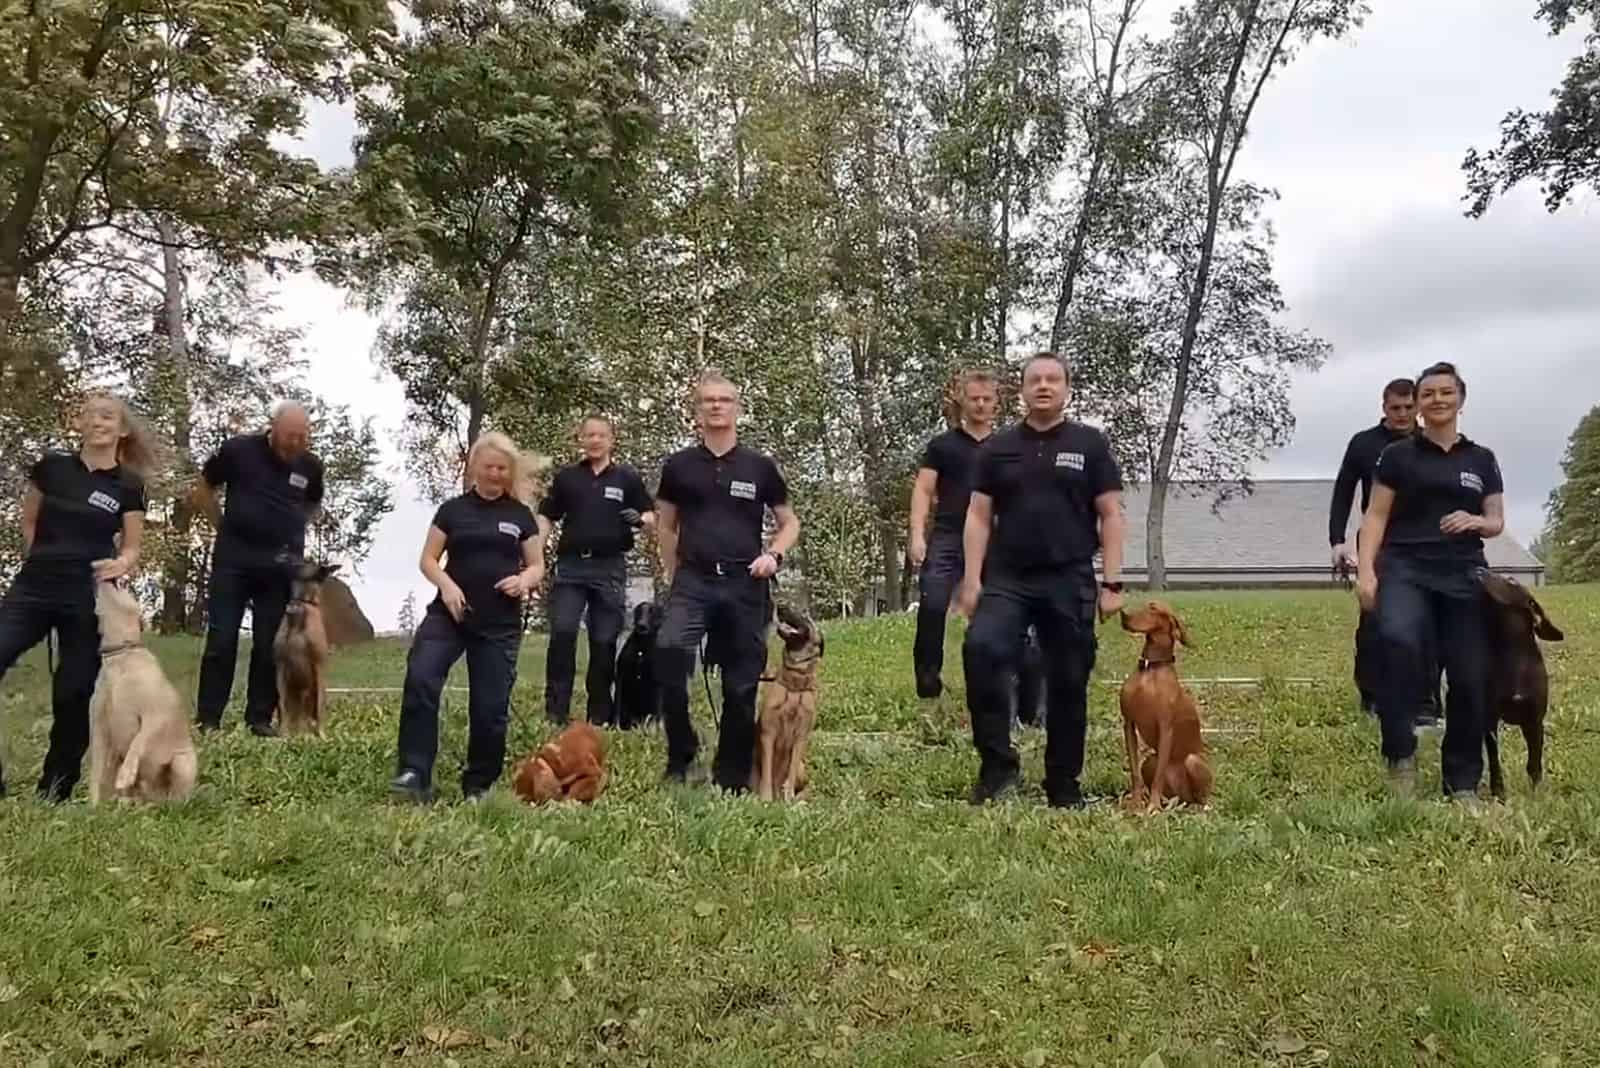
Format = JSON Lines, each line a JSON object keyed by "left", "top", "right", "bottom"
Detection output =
{"left": 1356, "top": 362, "right": 1504, "bottom": 802}
{"left": 0, "top": 393, "right": 153, "bottom": 801}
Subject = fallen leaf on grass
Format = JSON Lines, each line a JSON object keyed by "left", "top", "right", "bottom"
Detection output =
{"left": 299, "top": 965, "right": 314, "bottom": 981}
{"left": 188, "top": 926, "right": 224, "bottom": 949}
{"left": 1416, "top": 1033, "right": 1442, "bottom": 1057}
{"left": 423, "top": 1025, "right": 476, "bottom": 1049}
{"left": 556, "top": 976, "right": 577, "bottom": 1002}
{"left": 693, "top": 900, "right": 718, "bottom": 918}
{"left": 0, "top": 984, "right": 19, "bottom": 1004}
{"left": 1022, "top": 1048, "right": 1049, "bottom": 1067}
{"left": 1269, "top": 1034, "right": 1308, "bottom": 1055}
{"left": 1139, "top": 1054, "right": 1167, "bottom": 1068}
{"left": 445, "top": 891, "right": 466, "bottom": 909}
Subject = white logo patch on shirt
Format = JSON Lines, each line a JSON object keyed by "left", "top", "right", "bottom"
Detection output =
{"left": 1460, "top": 471, "right": 1484, "bottom": 493}
{"left": 729, "top": 480, "right": 757, "bottom": 501}
{"left": 288, "top": 472, "right": 309, "bottom": 490}
{"left": 87, "top": 490, "right": 120, "bottom": 514}
{"left": 1055, "top": 452, "right": 1086, "bottom": 471}
{"left": 603, "top": 486, "right": 624, "bottom": 502}
{"left": 497, "top": 521, "right": 522, "bottom": 537}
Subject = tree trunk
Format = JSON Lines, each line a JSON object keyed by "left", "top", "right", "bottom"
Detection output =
{"left": 154, "top": 216, "right": 198, "bottom": 633}
{"left": 1049, "top": 0, "right": 1136, "bottom": 353}
{"left": 877, "top": 516, "right": 902, "bottom": 613}
{"left": 1147, "top": 0, "right": 1261, "bottom": 591}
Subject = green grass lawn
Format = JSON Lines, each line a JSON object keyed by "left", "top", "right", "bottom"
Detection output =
{"left": 3, "top": 587, "right": 1599, "bottom": 1067}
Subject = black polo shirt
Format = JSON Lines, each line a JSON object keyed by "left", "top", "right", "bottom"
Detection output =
{"left": 1374, "top": 433, "right": 1503, "bottom": 567}
{"left": 538, "top": 460, "right": 653, "bottom": 558}
{"left": 656, "top": 443, "right": 788, "bottom": 572}
{"left": 919, "top": 428, "right": 988, "bottom": 536}
{"left": 973, "top": 418, "right": 1122, "bottom": 573}
{"left": 22, "top": 451, "right": 147, "bottom": 591}
{"left": 430, "top": 490, "right": 538, "bottom": 632}
{"left": 201, "top": 433, "right": 324, "bottom": 566}
{"left": 1329, "top": 422, "right": 1412, "bottom": 546}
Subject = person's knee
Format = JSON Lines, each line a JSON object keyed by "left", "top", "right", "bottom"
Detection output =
{"left": 963, "top": 625, "right": 1017, "bottom": 673}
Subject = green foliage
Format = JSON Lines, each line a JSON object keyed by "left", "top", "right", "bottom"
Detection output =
{"left": 1464, "top": 0, "right": 1600, "bottom": 215}
{"left": 1542, "top": 404, "right": 1600, "bottom": 583}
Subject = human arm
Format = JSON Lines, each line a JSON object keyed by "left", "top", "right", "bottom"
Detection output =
{"left": 1328, "top": 438, "right": 1361, "bottom": 558}
{"left": 419, "top": 524, "right": 467, "bottom": 622}
{"left": 20, "top": 483, "right": 40, "bottom": 556}
{"left": 1442, "top": 494, "right": 1504, "bottom": 537}
{"left": 750, "top": 503, "right": 800, "bottom": 579}
{"left": 907, "top": 467, "right": 937, "bottom": 567}
{"left": 1355, "top": 485, "right": 1393, "bottom": 612}
{"left": 655, "top": 500, "right": 679, "bottom": 584}
{"left": 93, "top": 511, "right": 145, "bottom": 581}
{"left": 495, "top": 525, "right": 548, "bottom": 599}
{"left": 954, "top": 491, "right": 993, "bottom": 619}
{"left": 1095, "top": 490, "right": 1125, "bottom": 621}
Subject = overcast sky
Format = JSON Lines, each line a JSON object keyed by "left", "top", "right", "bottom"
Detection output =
{"left": 277, "top": 0, "right": 1598, "bottom": 628}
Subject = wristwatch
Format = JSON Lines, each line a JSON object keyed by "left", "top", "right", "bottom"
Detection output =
{"left": 1100, "top": 580, "right": 1124, "bottom": 593}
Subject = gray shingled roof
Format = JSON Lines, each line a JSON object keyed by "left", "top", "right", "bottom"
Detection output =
{"left": 1114, "top": 479, "right": 1543, "bottom": 573}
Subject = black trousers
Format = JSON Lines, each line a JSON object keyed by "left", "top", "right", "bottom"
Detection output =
{"left": 1374, "top": 556, "right": 1489, "bottom": 794}
{"left": 544, "top": 555, "right": 626, "bottom": 725}
{"left": 912, "top": 531, "right": 964, "bottom": 698}
{"left": 654, "top": 568, "right": 770, "bottom": 789}
{"left": 0, "top": 573, "right": 100, "bottom": 800}
{"left": 962, "top": 565, "right": 1098, "bottom": 800}
{"left": 1355, "top": 606, "right": 1442, "bottom": 716}
{"left": 396, "top": 607, "right": 521, "bottom": 795}
{"left": 196, "top": 555, "right": 292, "bottom": 729}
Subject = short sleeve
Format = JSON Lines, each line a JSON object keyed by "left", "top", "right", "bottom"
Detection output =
{"left": 655, "top": 455, "right": 686, "bottom": 506}
{"left": 537, "top": 475, "right": 566, "bottom": 521}
{"left": 973, "top": 443, "right": 1000, "bottom": 497}
{"left": 201, "top": 437, "right": 238, "bottom": 487}
{"left": 1374, "top": 443, "right": 1406, "bottom": 492}
{"left": 918, "top": 435, "right": 941, "bottom": 472}
{"left": 306, "top": 458, "right": 326, "bottom": 508}
{"left": 762, "top": 457, "right": 790, "bottom": 508}
{"left": 517, "top": 504, "right": 537, "bottom": 541}
{"left": 1481, "top": 448, "right": 1505, "bottom": 496}
{"left": 624, "top": 468, "right": 652, "bottom": 512}
{"left": 27, "top": 453, "right": 50, "bottom": 489}
{"left": 123, "top": 476, "right": 148, "bottom": 514}
{"left": 1089, "top": 437, "right": 1122, "bottom": 497}
{"left": 430, "top": 500, "right": 456, "bottom": 538}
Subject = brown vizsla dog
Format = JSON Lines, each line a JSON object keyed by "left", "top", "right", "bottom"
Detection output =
{"left": 1118, "top": 601, "right": 1213, "bottom": 810}
{"left": 274, "top": 562, "right": 339, "bottom": 738}
{"left": 512, "top": 722, "right": 607, "bottom": 804}
{"left": 751, "top": 602, "right": 823, "bottom": 802}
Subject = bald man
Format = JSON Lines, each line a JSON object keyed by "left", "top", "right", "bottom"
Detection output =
{"left": 193, "top": 401, "right": 326, "bottom": 736}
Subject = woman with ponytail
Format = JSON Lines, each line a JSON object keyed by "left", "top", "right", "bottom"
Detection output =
{"left": 0, "top": 393, "right": 153, "bottom": 801}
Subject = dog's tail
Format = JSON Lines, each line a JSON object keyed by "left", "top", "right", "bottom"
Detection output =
{"left": 114, "top": 722, "right": 153, "bottom": 793}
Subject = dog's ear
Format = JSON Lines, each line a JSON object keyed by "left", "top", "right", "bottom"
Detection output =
{"left": 1529, "top": 595, "right": 1564, "bottom": 642}
{"left": 1167, "top": 609, "right": 1193, "bottom": 649}
{"left": 318, "top": 563, "right": 340, "bottom": 581}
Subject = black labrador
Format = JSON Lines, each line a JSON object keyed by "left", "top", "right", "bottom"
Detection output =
{"left": 614, "top": 602, "right": 663, "bottom": 730}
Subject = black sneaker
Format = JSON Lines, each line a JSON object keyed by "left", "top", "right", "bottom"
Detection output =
{"left": 1046, "top": 782, "right": 1087, "bottom": 809}
{"left": 248, "top": 721, "right": 279, "bottom": 739}
{"left": 389, "top": 770, "right": 433, "bottom": 804}
{"left": 968, "top": 773, "right": 1020, "bottom": 806}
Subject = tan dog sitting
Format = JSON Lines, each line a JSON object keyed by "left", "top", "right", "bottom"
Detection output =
{"left": 1118, "top": 600, "right": 1213, "bottom": 810}
{"left": 511, "top": 722, "right": 607, "bottom": 804}
{"left": 275, "top": 561, "right": 338, "bottom": 738}
{"left": 88, "top": 582, "right": 198, "bottom": 804}
{"left": 751, "top": 603, "right": 823, "bottom": 802}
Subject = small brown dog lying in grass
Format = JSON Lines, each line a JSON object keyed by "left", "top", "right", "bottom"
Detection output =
{"left": 751, "top": 603, "right": 823, "bottom": 802}
{"left": 511, "top": 722, "right": 607, "bottom": 804}
{"left": 1118, "top": 600, "right": 1213, "bottom": 811}
{"left": 275, "top": 561, "right": 339, "bottom": 738}
{"left": 88, "top": 581, "right": 198, "bottom": 804}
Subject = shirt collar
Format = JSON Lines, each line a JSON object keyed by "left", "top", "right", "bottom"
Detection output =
{"left": 1414, "top": 432, "right": 1473, "bottom": 454}
{"left": 697, "top": 442, "right": 739, "bottom": 461}
{"left": 1019, "top": 417, "right": 1068, "bottom": 439}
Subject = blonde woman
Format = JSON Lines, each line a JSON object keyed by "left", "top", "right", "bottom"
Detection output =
{"left": 391, "top": 432, "right": 546, "bottom": 804}
{"left": 1, "top": 393, "right": 153, "bottom": 801}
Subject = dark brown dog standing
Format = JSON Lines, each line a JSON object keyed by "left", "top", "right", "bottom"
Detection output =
{"left": 751, "top": 603, "right": 823, "bottom": 802}
{"left": 512, "top": 722, "right": 607, "bottom": 804}
{"left": 1118, "top": 601, "right": 1213, "bottom": 810}
{"left": 1477, "top": 569, "right": 1563, "bottom": 799}
{"left": 274, "top": 562, "right": 339, "bottom": 738}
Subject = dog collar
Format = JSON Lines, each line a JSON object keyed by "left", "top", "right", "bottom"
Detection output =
{"left": 100, "top": 641, "right": 143, "bottom": 658}
{"left": 1138, "top": 656, "right": 1175, "bottom": 672}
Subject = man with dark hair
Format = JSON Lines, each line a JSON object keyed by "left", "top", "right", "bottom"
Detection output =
{"left": 1329, "top": 378, "right": 1440, "bottom": 723}
{"left": 956, "top": 352, "right": 1124, "bottom": 808}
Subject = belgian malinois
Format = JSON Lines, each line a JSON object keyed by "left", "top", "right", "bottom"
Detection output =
{"left": 751, "top": 603, "right": 824, "bottom": 802}
{"left": 275, "top": 562, "right": 339, "bottom": 738}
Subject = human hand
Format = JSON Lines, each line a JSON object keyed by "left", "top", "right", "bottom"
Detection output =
{"left": 1440, "top": 511, "right": 1480, "bottom": 535}
{"left": 440, "top": 583, "right": 468, "bottom": 622}
{"left": 92, "top": 557, "right": 131, "bottom": 581}
{"left": 908, "top": 534, "right": 927, "bottom": 568}
{"left": 955, "top": 577, "right": 980, "bottom": 619}
{"left": 620, "top": 508, "right": 643, "bottom": 529}
{"left": 1097, "top": 587, "right": 1124, "bottom": 622}
{"left": 748, "top": 552, "right": 779, "bottom": 579}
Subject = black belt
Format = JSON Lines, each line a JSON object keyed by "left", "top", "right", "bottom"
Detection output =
{"left": 687, "top": 559, "right": 755, "bottom": 578}
{"left": 558, "top": 548, "right": 623, "bottom": 561}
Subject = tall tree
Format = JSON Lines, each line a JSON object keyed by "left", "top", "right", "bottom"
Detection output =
{"left": 1136, "top": 0, "right": 1362, "bottom": 588}
{"left": 1541, "top": 404, "right": 1600, "bottom": 583}
{"left": 1464, "top": 1, "right": 1600, "bottom": 216}
{"left": 349, "top": 0, "right": 691, "bottom": 494}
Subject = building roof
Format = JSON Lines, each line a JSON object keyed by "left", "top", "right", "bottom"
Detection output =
{"left": 1114, "top": 479, "right": 1544, "bottom": 574}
